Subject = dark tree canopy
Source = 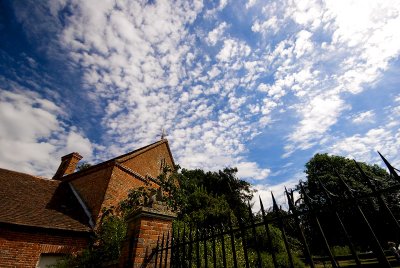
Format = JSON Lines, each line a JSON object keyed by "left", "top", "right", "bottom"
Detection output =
{"left": 76, "top": 162, "right": 92, "bottom": 171}
{"left": 297, "top": 153, "right": 400, "bottom": 251}
{"left": 179, "top": 167, "right": 254, "bottom": 223}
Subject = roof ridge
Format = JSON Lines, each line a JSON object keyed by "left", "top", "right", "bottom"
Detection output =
{"left": 115, "top": 139, "right": 168, "bottom": 162}
{"left": 63, "top": 139, "right": 168, "bottom": 181}
{"left": 0, "top": 167, "right": 54, "bottom": 182}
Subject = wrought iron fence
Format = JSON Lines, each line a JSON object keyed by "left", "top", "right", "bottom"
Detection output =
{"left": 153, "top": 153, "right": 400, "bottom": 267}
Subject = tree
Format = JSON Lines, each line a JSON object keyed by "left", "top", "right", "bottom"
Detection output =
{"left": 76, "top": 162, "right": 92, "bottom": 171}
{"left": 120, "top": 166, "right": 255, "bottom": 226}
{"left": 297, "top": 153, "right": 400, "bottom": 252}
{"left": 178, "top": 167, "right": 254, "bottom": 224}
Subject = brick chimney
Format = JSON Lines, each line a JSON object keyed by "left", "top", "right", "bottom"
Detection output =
{"left": 53, "top": 152, "right": 83, "bottom": 180}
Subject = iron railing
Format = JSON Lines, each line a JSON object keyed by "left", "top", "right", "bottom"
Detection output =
{"left": 153, "top": 153, "right": 400, "bottom": 267}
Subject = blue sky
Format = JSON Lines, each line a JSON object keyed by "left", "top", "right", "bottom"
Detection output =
{"left": 1, "top": 0, "right": 400, "bottom": 208}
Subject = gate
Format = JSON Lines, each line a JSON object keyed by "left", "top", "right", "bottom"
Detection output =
{"left": 154, "top": 153, "right": 400, "bottom": 267}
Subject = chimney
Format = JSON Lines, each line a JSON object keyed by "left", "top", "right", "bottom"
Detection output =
{"left": 53, "top": 152, "right": 83, "bottom": 180}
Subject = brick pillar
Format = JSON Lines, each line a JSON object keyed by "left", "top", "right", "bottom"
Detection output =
{"left": 119, "top": 202, "right": 176, "bottom": 268}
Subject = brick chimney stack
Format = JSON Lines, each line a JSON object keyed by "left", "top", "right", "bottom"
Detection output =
{"left": 53, "top": 152, "right": 83, "bottom": 180}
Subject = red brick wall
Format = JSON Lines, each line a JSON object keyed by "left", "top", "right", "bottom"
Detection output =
{"left": 70, "top": 166, "right": 113, "bottom": 221}
{"left": 100, "top": 166, "right": 148, "bottom": 213}
{"left": 0, "top": 226, "right": 89, "bottom": 268}
{"left": 119, "top": 209, "right": 175, "bottom": 268}
{"left": 98, "top": 166, "right": 162, "bottom": 226}
{"left": 131, "top": 217, "right": 173, "bottom": 267}
{"left": 120, "top": 143, "right": 174, "bottom": 180}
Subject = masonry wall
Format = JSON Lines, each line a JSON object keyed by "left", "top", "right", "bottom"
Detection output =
{"left": 70, "top": 165, "right": 114, "bottom": 221}
{"left": 118, "top": 207, "right": 175, "bottom": 268}
{"left": 0, "top": 225, "right": 89, "bottom": 268}
{"left": 100, "top": 166, "right": 150, "bottom": 214}
{"left": 120, "top": 142, "right": 174, "bottom": 179}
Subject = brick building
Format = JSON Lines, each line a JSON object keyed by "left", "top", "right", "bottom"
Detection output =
{"left": 0, "top": 139, "right": 175, "bottom": 267}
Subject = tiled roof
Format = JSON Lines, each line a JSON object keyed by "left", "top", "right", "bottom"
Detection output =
{"left": 0, "top": 168, "right": 91, "bottom": 233}
{"left": 62, "top": 139, "right": 175, "bottom": 181}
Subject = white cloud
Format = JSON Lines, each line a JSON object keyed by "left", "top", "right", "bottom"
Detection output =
{"left": 252, "top": 178, "right": 299, "bottom": 212}
{"left": 252, "top": 16, "right": 278, "bottom": 34}
{"left": 216, "top": 39, "right": 251, "bottom": 63}
{"left": 236, "top": 161, "right": 270, "bottom": 180}
{"left": 351, "top": 110, "right": 375, "bottom": 124}
{"left": 206, "top": 22, "right": 228, "bottom": 46}
{"left": 48, "top": 0, "right": 275, "bottom": 181}
{"left": 9, "top": 0, "right": 399, "bottom": 189}
{"left": 218, "top": 0, "right": 228, "bottom": 10}
{"left": 284, "top": 93, "right": 348, "bottom": 157}
{"left": 249, "top": 0, "right": 400, "bottom": 158}
{"left": 0, "top": 89, "right": 95, "bottom": 177}
{"left": 330, "top": 127, "right": 400, "bottom": 168}
{"left": 65, "top": 131, "right": 93, "bottom": 159}
{"left": 246, "top": 0, "right": 257, "bottom": 9}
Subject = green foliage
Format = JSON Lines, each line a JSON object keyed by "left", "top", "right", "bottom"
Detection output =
{"left": 119, "top": 186, "right": 157, "bottom": 215}
{"left": 330, "top": 245, "right": 351, "bottom": 256}
{"left": 172, "top": 223, "right": 305, "bottom": 268}
{"left": 51, "top": 209, "right": 126, "bottom": 267}
{"left": 180, "top": 186, "right": 232, "bottom": 225}
{"left": 298, "top": 153, "right": 400, "bottom": 252}
{"left": 76, "top": 162, "right": 92, "bottom": 172}
{"left": 177, "top": 167, "right": 254, "bottom": 225}
{"left": 96, "top": 209, "right": 127, "bottom": 260}
{"left": 120, "top": 165, "right": 254, "bottom": 226}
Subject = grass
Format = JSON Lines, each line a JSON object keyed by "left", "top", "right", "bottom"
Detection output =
{"left": 309, "top": 255, "right": 400, "bottom": 267}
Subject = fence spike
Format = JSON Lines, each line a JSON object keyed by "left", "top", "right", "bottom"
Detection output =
{"left": 211, "top": 227, "right": 217, "bottom": 268}
{"left": 271, "top": 191, "right": 280, "bottom": 212}
{"left": 317, "top": 178, "right": 361, "bottom": 267}
{"left": 333, "top": 170, "right": 356, "bottom": 199}
{"left": 220, "top": 224, "right": 227, "bottom": 268}
{"left": 204, "top": 225, "right": 208, "bottom": 268}
{"left": 238, "top": 217, "right": 250, "bottom": 268}
{"left": 177, "top": 225, "right": 185, "bottom": 267}
{"left": 175, "top": 227, "right": 180, "bottom": 267}
{"left": 378, "top": 151, "right": 400, "bottom": 182}
{"left": 353, "top": 160, "right": 378, "bottom": 190}
{"left": 170, "top": 225, "right": 175, "bottom": 267}
{"left": 335, "top": 170, "right": 391, "bottom": 267}
{"left": 248, "top": 201, "right": 262, "bottom": 268}
{"left": 196, "top": 227, "right": 201, "bottom": 268}
{"left": 317, "top": 178, "right": 339, "bottom": 199}
{"left": 259, "top": 196, "right": 278, "bottom": 268}
{"left": 300, "top": 182, "right": 339, "bottom": 268}
{"left": 271, "top": 191, "right": 295, "bottom": 268}
{"left": 355, "top": 158, "right": 400, "bottom": 250}
{"left": 159, "top": 233, "right": 165, "bottom": 268}
{"left": 228, "top": 214, "right": 238, "bottom": 268}
{"left": 285, "top": 187, "right": 296, "bottom": 211}
{"left": 154, "top": 235, "right": 160, "bottom": 268}
{"left": 285, "top": 188, "right": 316, "bottom": 268}
{"left": 188, "top": 224, "right": 193, "bottom": 268}
{"left": 164, "top": 231, "right": 170, "bottom": 268}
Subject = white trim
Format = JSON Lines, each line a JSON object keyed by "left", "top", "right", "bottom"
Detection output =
{"left": 68, "top": 182, "right": 95, "bottom": 228}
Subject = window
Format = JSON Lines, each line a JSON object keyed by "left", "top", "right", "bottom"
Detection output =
{"left": 36, "top": 253, "right": 65, "bottom": 268}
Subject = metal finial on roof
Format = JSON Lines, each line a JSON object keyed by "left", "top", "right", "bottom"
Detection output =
{"left": 161, "top": 128, "right": 166, "bottom": 140}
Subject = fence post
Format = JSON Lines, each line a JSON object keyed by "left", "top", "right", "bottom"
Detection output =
{"left": 285, "top": 188, "right": 315, "bottom": 268}
{"left": 335, "top": 171, "right": 392, "bottom": 268}
{"left": 119, "top": 202, "right": 176, "bottom": 268}
{"left": 260, "top": 197, "right": 279, "bottom": 268}
{"left": 316, "top": 179, "right": 361, "bottom": 268}
{"left": 300, "top": 184, "right": 338, "bottom": 268}
{"left": 271, "top": 191, "right": 295, "bottom": 268}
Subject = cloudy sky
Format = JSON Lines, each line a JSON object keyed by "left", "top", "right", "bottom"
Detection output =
{"left": 1, "top": 0, "right": 399, "bottom": 208}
